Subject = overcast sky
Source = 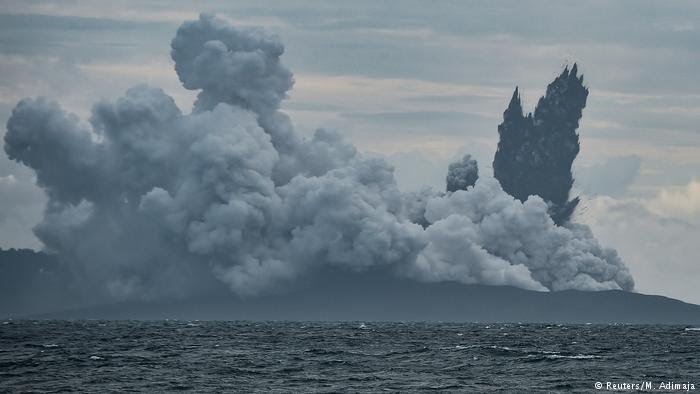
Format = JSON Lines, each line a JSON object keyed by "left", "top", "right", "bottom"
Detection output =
{"left": 1, "top": 1, "right": 699, "bottom": 304}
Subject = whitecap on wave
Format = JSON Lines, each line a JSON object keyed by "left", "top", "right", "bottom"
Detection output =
{"left": 545, "top": 354, "right": 600, "bottom": 360}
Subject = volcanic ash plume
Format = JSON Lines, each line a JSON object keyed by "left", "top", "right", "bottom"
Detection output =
{"left": 4, "top": 14, "right": 633, "bottom": 302}
{"left": 446, "top": 154, "right": 479, "bottom": 193}
{"left": 493, "top": 66, "right": 587, "bottom": 225}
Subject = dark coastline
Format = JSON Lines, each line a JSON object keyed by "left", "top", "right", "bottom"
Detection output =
{"left": 13, "top": 271, "right": 700, "bottom": 324}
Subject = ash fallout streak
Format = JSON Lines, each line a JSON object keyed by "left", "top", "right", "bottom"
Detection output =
{"left": 3, "top": 14, "right": 634, "bottom": 304}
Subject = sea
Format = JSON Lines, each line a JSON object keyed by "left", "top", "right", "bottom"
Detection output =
{"left": 1, "top": 321, "right": 698, "bottom": 392}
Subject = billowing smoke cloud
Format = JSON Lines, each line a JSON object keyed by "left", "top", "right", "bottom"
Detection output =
{"left": 493, "top": 66, "right": 587, "bottom": 225}
{"left": 417, "top": 178, "right": 633, "bottom": 291}
{"left": 3, "top": 14, "right": 633, "bottom": 302}
{"left": 446, "top": 154, "right": 479, "bottom": 192}
{"left": 171, "top": 15, "right": 294, "bottom": 115}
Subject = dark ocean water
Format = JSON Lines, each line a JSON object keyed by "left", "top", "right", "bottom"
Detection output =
{"left": 1, "top": 321, "right": 698, "bottom": 393}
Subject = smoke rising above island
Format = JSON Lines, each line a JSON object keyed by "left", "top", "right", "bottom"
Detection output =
{"left": 493, "top": 67, "right": 588, "bottom": 225}
{"left": 3, "top": 14, "right": 634, "bottom": 304}
{"left": 446, "top": 154, "right": 479, "bottom": 193}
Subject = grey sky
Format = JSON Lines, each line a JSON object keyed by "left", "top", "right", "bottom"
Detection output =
{"left": 1, "top": 1, "right": 699, "bottom": 303}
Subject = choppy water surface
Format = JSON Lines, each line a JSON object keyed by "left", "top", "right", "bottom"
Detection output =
{"left": 1, "top": 321, "right": 698, "bottom": 392}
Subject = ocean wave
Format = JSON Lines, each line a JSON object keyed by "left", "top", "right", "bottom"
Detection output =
{"left": 544, "top": 354, "right": 600, "bottom": 360}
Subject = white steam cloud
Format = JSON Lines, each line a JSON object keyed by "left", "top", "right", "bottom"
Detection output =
{"left": 4, "top": 14, "right": 634, "bottom": 301}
